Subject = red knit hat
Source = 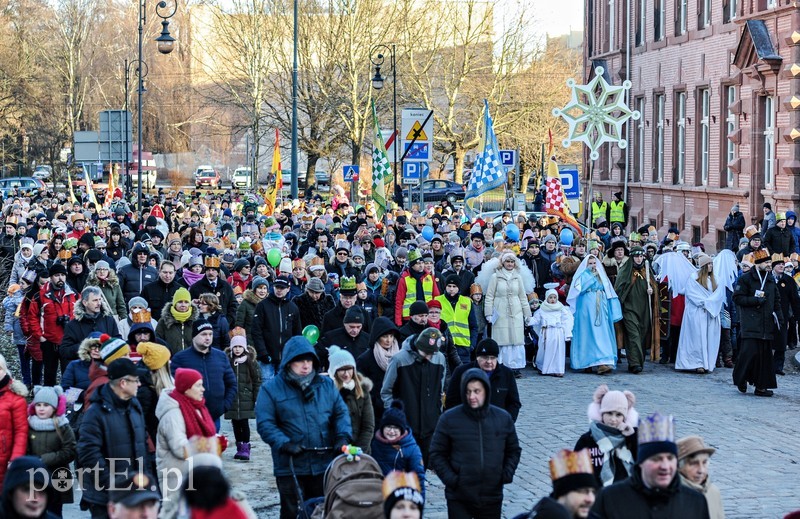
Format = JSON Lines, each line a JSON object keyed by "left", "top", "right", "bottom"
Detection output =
{"left": 426, "top": 299, "right": 442, "bottom": 310}
{"left": 174, "top": 368, "right": 203, "bottom": 394}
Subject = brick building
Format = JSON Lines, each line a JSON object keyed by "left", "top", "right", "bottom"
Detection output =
{"left": 584, "top": 0, "right": 800, "bottom": 249}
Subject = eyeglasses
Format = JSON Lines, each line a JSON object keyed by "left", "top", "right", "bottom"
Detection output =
{"left": 336, "top": 252, "right": 348, "bottom": 257}
{"left": 121, "top": 377, "right": 141, "bottom": 385}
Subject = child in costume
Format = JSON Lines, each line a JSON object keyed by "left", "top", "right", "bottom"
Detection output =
{"left": 530, "top": 288, "right": 574, "bottom": 376}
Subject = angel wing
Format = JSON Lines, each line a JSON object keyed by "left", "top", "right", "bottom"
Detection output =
{"left": 712, "top": 249, "right": 738, "bottom": 292}
{"left": 475, "top": 257, "right": 500, "bottom": 294}
{"left": 155, "top": 217, "right": 169, "bottom": 239}
{"left": 653, "top": 252, "right": 698, "bottom": 297}
{"left": 519, "top": 260, "right": 536, "bottom": 294}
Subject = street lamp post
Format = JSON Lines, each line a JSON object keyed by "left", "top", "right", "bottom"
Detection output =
{"left": 134, "top": 0, "right": 177, "bottom": 213}
{"left": 124, "top": 59, "right": 146, "bottom": 197}
{"left": 370, "top": 44, "right": 398, "bottom": 204}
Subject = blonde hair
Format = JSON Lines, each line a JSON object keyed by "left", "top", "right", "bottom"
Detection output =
{"left": 151, "top": 365, "right": 174, "bottom": 396}
{"left": 333, "top": 370, "right": 365, "bottom": 400}
{"left": 696, "top": 265, "right": 717, "bottom": 292}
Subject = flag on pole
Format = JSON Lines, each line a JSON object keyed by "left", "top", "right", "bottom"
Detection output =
{"left": 105, "top": 170, "right": 116, "bottom": 209}
{"left": 66, "top": 169, "right": 77, "bottom": 204}
{"left": 465, "top": 100, "right": 507, "bottom": 218}
{"left": 545, "top": 155, "right": 583, "bottom": 236}
{"left": 85, "top": 171, "right": 98, "bottom": 207}
{"left": 264, "top": 129, "right": 281, "bottom": 216}
{"left": 371, "top": 100, "right": 391, "bottom": 219}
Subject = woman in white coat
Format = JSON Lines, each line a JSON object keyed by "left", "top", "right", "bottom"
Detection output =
{"left": 483, "top": 252, "right": 533, "bottom": 376}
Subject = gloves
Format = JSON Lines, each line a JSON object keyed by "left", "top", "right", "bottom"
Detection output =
{"left": 334, "top": 438, "right": 350, "bottom": 454}
{"left": 280, "top": 442, "right": 303, "bottom": 456}
{"left": 618, "top": 422, "right": 635, "bottom": 437}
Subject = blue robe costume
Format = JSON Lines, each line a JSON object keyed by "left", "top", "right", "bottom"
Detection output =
{"left": 570, "top": 269, "right": 619, "bottom": 369}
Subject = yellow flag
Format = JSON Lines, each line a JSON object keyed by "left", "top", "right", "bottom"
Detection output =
{"left": 264, "top": 129, "right": 281, "bottom": 215}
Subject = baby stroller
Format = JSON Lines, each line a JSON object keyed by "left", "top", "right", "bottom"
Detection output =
{"left": 293, "top": 450, "right": 384, "bottom": 519}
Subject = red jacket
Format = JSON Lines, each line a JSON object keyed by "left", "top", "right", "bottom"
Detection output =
{"left": 27, "top": 282, "right": 78, "bottom": 345}
{"left": 0, "top": 379, "right": 29, "bottom": 488}
{"left": 227, "top": 272, "right": 250, "bottom": 294}
{"left": 19, "top": 296, "right": 42, "bottom": 361}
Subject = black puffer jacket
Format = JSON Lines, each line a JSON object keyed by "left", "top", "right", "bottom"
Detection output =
{"left": 224, "top": 346, "right": 261, "bottom": 420}
{"left": 118, "top": 262, "right": 158, "bottom": 300}
{"left": 445, "top": 362, "right": 521, "bottom": 421}
{"left": 319, "top": 328, "right": 370, "bottom": 371}
{"left": 60, "top": 299, "right": 121, "bottom": 365}
{"left": 429, "top": 368, "right": 521, "bottom": 506}
{"left": 591, "top": 465, "right": 710, "bottom": 519}
{"left": 77, "top": 383, "right": 147, "bottom": 506}
{"left": 763, "top": 224, "right": 795, "bottom": 256}
{"left": 321, "top": 304, "right": 371, "bottom": 335}
{"left": 734, "top": 268, "right": 783, "bottom": 340}
{"left": 140, "top": 278, "right": 180, "bottom": 320}
{"left": 294, "top": 291, "right": 336, "bottom": 329}
{"left": 251, "top": 293, "right": 301, "bottom": 366}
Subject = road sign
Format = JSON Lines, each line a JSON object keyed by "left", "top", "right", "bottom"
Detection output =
{"left": 401, "top": 108, "right": 433, "bottom": 162}
{"left": 99, "top": 110, "right": 132, "bottom": 163}
{"left": 402, "top": 161, "right": 429, "bottom": 185}
{"left": 499, "top": 150, "right": 516, "bottom": 168}
{"left": 73, "top": 131, "right": 99, "bottom": 162}
{"left": 558, "top": 165, "right": 581, "bottom": 213}
{"left": 381, "top": 129, "right": 398, "bottom": 163}
{"left": 343, "top": 165, "right": 359, "bottom": 182}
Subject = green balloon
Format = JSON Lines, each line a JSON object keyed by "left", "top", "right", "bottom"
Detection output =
{"left": 302, "top": 325, "right": 321, "bottom": 346}
{"left": 267, "top": 248, "right": 282, "bottom": 267}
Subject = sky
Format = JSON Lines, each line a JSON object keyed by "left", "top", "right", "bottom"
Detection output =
{"left": 528, "top": 0, "right": 584, "bottom": 37}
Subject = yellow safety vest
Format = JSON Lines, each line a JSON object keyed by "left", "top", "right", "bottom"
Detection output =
{"left": 592, "top": 201, "right": 608, "bottom": 223}
{"left": 610, "top": 201, "right": 625, "bottom": 223}
{"left": 402, "top": 275, "right": 435, "bottom": 319}
{"left": 436, "top": 294, "right": 472, "bottom": 348}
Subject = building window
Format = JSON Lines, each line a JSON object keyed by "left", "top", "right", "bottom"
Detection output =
{"left": 655, "top": 0, "right": 665, "bottom": 41}
{"left": 698, "top": 88, "right": 710, "bottom": 186}
{"left": 767, "top": 0, "right": 776, "bottom": 8}
{"left": 636, "top": 0, "right": 646, "bottom": 46}
{"left": 675, "top": 0, "right": 687, "bottom": 36}
{"left": 698, "top": 0, "right": 711, "bottom": 29}
{"left": 674, "top": 91, "right": 686, "bottom": 185}
{"left": 724, "top": 86, "right": 736, "bottom": 186}
{"left": 724, "top": 0, "right": 737, "bottom": 23}
{"left": 763, "top": 95, "right": 775, "bottom": 187}
{"left": 654, "top": 93, "right": 665, "bottom": 182}
{"left": 635, "top": 97, "right": 645, "bottom": 182}
{"left": 692, "top": 226, "right": 701, "bottom": 244}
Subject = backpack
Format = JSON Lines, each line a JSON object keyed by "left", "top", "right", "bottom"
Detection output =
{"left": 319, "top": 453, "right": 385, "bottom": 519}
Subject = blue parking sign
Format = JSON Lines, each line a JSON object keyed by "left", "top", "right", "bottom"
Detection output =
{"left": 499, "top": 150, "right": 516, "bottom": 167}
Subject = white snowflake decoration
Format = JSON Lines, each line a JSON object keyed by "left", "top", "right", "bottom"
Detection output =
{"left": 552, "top": 67, "right": 640, "bottom": 160}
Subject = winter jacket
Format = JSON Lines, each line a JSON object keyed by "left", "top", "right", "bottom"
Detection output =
{"left": 60, "top": 297, "right": 121, "bottom": 366}
{"left": 393, "top": 270, "right": 440, "bottom": 326}
{"left": 680, "top": 474, "right": 725, "bottom": 519}
{"left": 251, "top": 293, "right": 301, "bottom": 366}
{"left": 734, "top": 268, "right": 784, "bottom": 340}
{"left": 429, "top": 369, "right": 521, "bottom": 506}
{"left": 234, "top": 289, "right": 261, "bottom": 347}
{"left": 20, "top": 292, "right": 43, "bottom": 362}
{"left": 203, "top": 311, "right": 230, "bottom": 351}
{"left": 3, "top": 291, "right": 24, "bottom": 345}
{"left": 574, "top": 427, "right": 638, "bottom": 486}
{"left": 319, "top": 328, "right": 370, "bottom": 371}
{"left": 723, "top": 211, "right": 746, "bottom": 251}
{"left": 356, "top": 317, "right": 402, "bottom": 422}
{"left": 380, "top": 335, "right": 446, "bottom": 440}
{"left": 788, "top": 211, "right": 800, "bottom": 255}
{"left": 140, "top": 277, "right": 181, "bottom": 320}
{"left": 370, "top": 429, "right": 425, "bottom": 492}
{"left": 437, "top": 266, "right": 476, "bottom": 297}
{"left": 255, "top": 336, "right": 352, "bottom": 477}
{"left": 118, "top": 261, "right": 158, "bottom": 300}
{"left": 763, "top": 224, "right": 795, "bottom": 256}
{"left": 224, "top": 346, "right": 261, "bottom": 420}
{"left": 170, "top": 346, "right": 237, "bottom": 420}
{"left": 339, "top": 377, "right": 374, "bottom": 453}
{"left": 26, "top": 415, "right": 77, "bottom": 504}
{"left": 9, "top": 250, "right": 32, "bottom": 286}
{"left": 485, "top": 265, "right": 532, "bottom": 346}
{"left": 154, "top": 389, "right": 192, "bottom": 516}
{"left": 189, "top": 275, "right": 238, "bottom": 326}
{"left": 27, "top": 282, "right": 78, "bottom": 345}
{"left": 61, "top": 337, "right": 98, "bottom": 391}
{"left": 77, "top": 383, "right": 147, "bottom": 506}
{"left": 226, "top": 272, "right": 251, "bottom": 294}
{"left": 86, "top": 269, "right": 127, "bottom": 317}
{"left": 294, "top": 291, "right": 336, "bottom": 330}
{"left": 156, "top": 303, "right": 199, "bottom": 355}
{"left": 0, "top": 378, "right": 28, "bottom": 488}
{"left": 322, "top": 303, "right": 372, "bottom": 335}
{"left": 591, "top": 465, "right": 710, "bottom": 519}
{"left": 445, "top": 362, "right": 521, "bottom": 421}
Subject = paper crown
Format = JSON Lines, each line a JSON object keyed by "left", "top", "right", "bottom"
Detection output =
{"left": 340, "top": 276, "right": 357, "bottom": 292}
{"left": 37, "top": 229, "right": 51, "bottom": 240}
{"left": 58, "top": 249, "right": 72, "bottom": 260}
{"left": 335, "top": 239, "right": 350, "bottom": 252}
{"left": 744, "top": 225, "right": 759, "bottom": 239}
{"left": 204, "top": 256, "right": 221, "bottom": 269}
{"left": 309, "top": 256, "right": 325, "bottom": 270}
{"left": 777, "top": 212, "right": 787, "bottom": 221}
{"left": 791, "top": 252, "right": 800, "bottom": 262}
{"left": 772, "top": 253, "right": 786, "bottom": 264}
{"left": 469, "top": 283, "right": 482, "bottom": 295}
{"left": 131, "top": 309, "right": 152, "bottom": 324}
{"left": 97, "top": 219, "right": 109, "bottom": 228}
{"left": 629, "top": 232, "right": 642, "bottom": 242}
{"left": 407, "top": 248, "right": 422, "bottom": 263}
{"left": 250, "top": 240, "right": 263, "bottom": 252}
{"left": 638, "top": 412, "right": 675, "bottom": 445}
{"left": 666, "top": 232, "right": 678, "bottom": 242}
{"left": 382, "top": 471, "right": 422, "bottom": 499}
{"left": 587, "top": 240, "right": 600, "bottom": 251}
{"left": 5, "top": 216, "right": 18, "bottom": 226}
{"left": 549, "top": 448, "right": 594, "bottom": 481}
{"left": 203, "top": 229, "right": 215, "bottom": 237}
{"left": 753, "top": 249, "right": 770, "bottom": 264}
{"left": 741, "top": 253, "right": 755, "bottom": 266}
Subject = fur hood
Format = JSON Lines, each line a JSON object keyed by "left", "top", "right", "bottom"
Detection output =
{"left": 78, "top": 336, "right": 103, "bottom": 361}
{"left": 224, "top": 344, "right": 257, "bottom": 361}
{"left": 87, "top": 268, "right": 120, "bottom": 288}
{"left": 73, "top": 295, "right": 113, "bottom": 320}
{"left": 0, "top": 378, "right": 28, "bottom": 398}
{"left": 358, "top": 374, "right": 373, "bottom": 393}
{"left": 242, "top": 289, "right": 262, "bottom": 306}
{"left": 159, "top": 302, "right": 199, "bottom": 328}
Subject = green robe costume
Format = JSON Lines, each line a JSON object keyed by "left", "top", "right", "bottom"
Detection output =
{"left": 614, "top": 258, "right": 661, "bottom": 369}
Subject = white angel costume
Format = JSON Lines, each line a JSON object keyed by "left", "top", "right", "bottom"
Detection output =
{"left": 531, "top": 288, "right": 574, "bottom": 375}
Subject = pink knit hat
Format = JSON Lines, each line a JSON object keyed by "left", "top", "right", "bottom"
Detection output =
{"left": 587, "top": 384, "right": 639, "bottom": 426}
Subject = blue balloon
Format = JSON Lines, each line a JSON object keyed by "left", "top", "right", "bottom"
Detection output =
{"left": 559, "top": 228, "right": 574, "bottom": 246}
{"left": 505, "top": 223, "right": 520, "bottom": 242}
{"left": 421, "top": 225, "right": 435, "bottom": 241}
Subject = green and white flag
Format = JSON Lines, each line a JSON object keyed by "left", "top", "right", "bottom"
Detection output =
{"left": 371, "top": 100, "right": 391, "bottom": 219}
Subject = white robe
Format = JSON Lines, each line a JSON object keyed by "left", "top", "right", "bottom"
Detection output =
{"left": 676, "top": 277, "right": 724, "bottom": 372}
{"left": 531, "top": 304, "right": 574, "bottom": 375}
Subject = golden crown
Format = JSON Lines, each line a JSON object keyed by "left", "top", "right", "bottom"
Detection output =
{"left": 549, "top": 449, "right": 594, "bottom": 481}
{"left": 131, "top": 309, "right": 151, "bottom": 324}
{"left": 638, "top": 412, "right": 675, "bottom": 445}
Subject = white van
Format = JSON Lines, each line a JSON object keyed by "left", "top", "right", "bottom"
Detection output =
{"left": 232, "top": 167, "right": 252, "bottom": 189}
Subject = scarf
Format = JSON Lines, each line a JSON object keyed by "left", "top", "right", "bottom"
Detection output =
{"left": 170, "top": 304, "right": 193, "bottom": 323}
{"left": 28, "top": 415, "right": 68, "bottom": 431}
{"left": 341, "top": 379, "right": 355, "bottom": 390}
{"left": 284, "top": 369, "right": 317, "bottom": 402}
{"left": 589, "top": 421, "right": 635, "bottom": 487}
{"left": 170, "top": 390, "right": 216, "bottom": 439}
{"left": 232, "top": 354, "right": 248, "bottom": 366}
{"left": 182, "top": 269, "right": 204, "bottom": 287}
{"left": 539, "top": 300, "right": 564, "bottom": 312}
{"left": 373, "top": 340, "right": 399, "bottom": 371}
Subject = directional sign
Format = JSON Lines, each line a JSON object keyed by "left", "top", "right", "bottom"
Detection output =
{"left": 499, "top": 150, "right": 517, "bottom": 168}
{"left": 558, "top": 165, "right": 581, "bottom": 213}
{"left": 343, "top": 165, "right": 359, "bottom": 182}
{"left": 402, "top": 161, "right": 429, "bottom": 185}
{"left": 401, "top": 108, "right": 433, "bottom": 162}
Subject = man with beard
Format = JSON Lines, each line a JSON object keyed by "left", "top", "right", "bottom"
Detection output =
{"left": 733, "top": 249, "right": 784, "bottom": 396}
{"left": 614, "top": 247, "right": 661, "bottom": 373}
{"left": 67, "top": 212, "right": 87, "bottom": 240}
{"left": 519, "top": 449, "right": 598, "bottom": 519}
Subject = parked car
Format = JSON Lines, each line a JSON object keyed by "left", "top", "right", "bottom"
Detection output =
{"left": 194, "top": 165, "right": 215, "bottom": 180}
{"left": 313, "top": 170, "right": 330, "bottom": 186}
{"left": 281, "top": 170, "right": 306, "bottom": 187}
{"left": 0, "top": 177, "right": 46, "bottom": 198}
{"left": 32, "top": 165, "right": 52, "bottom": 180}
{"left": 232, "top": 167, "right": 252, "bottom": 189}
{"left": 195, "top": 169, "right": 220, "bottom": 188}
{"left": 402, "top": 179, "right": 465, "bottom": 205}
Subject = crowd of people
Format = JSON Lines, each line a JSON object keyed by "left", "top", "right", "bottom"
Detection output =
{"left": 0, "top": 183, "right": 795, "bottom": 518}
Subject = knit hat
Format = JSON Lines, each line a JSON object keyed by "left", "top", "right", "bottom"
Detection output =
{"left": 380, "top": 399, "right": 410, "bottom": 433}
{"left": 99, "top": 334, "right": 130, "bottom": 365}
{"left": 33, "top": 243, "right": 46, "bottom": 257}
{"left": 383, "top": 471, "right": 424, "bottom": 517}
{"left": 173, "top": 287, "right": 191, "bottom": 305}
{"left": 129, "top": 296, "right": 148, "bottom": 310}
{"left": 136, "top": 342, "right": 171, "bottom": 371}
{"left": 426, "top": 299, "right": 441, "bottom": 310}
{"left": 327, "top": 345, "right": 356, "bottom": 375}
{"left": 395, "top": 246, "right": 408, "bottom": 259}
{"left": 95, "top": 260, "right": 110, "bottom": 271}
{"left": 306, "top": 277, "right": 325, "bottom": 293}
{"left": 175, "top": 367, "right": 203, "bottom": 394}
{"left": 343, "top": 307, "right": 364, "bottom": 325}
{"left": 409, "top": 301, "right": 429, "bottom": 316}
{"left": 230, "top": 335, "right": 247, "bottom": 349}
{"left": 444, "top": 274, "right": 460, "bottom": 288}
{"left": 587, "top": 384, "right": 638, "bottom": 425}
{"left": 49, "top": 263, "right": 67, "bottom": 276}
{"left": 474, "top": 338, "right": 499, "bottom": 357}
{"left": 414, "top": 327, "right": 442, "bottom": 355}
{"left": 193, "top": 318, "right": 213, "bottom": 337}
{"left": 31, "top": 385, "right": 62, "bottom": 410}
{"left": 3, "top": 457, "right": 49, "bottom": 493}
{"left": 250, "top": 276, "right": 268, "bottom": 290}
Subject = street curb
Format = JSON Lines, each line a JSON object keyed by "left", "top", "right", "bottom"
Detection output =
{"left": 793, "top": 350, "right": 800, "bottom": 368}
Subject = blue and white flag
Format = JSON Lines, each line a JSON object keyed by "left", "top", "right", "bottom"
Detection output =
{"left": 465, "top": 100, "right": 507, "bottom": 218}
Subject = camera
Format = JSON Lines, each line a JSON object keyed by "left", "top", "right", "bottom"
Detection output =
{"left": 56, "top": 315, "right": 69, "bottom": 326}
